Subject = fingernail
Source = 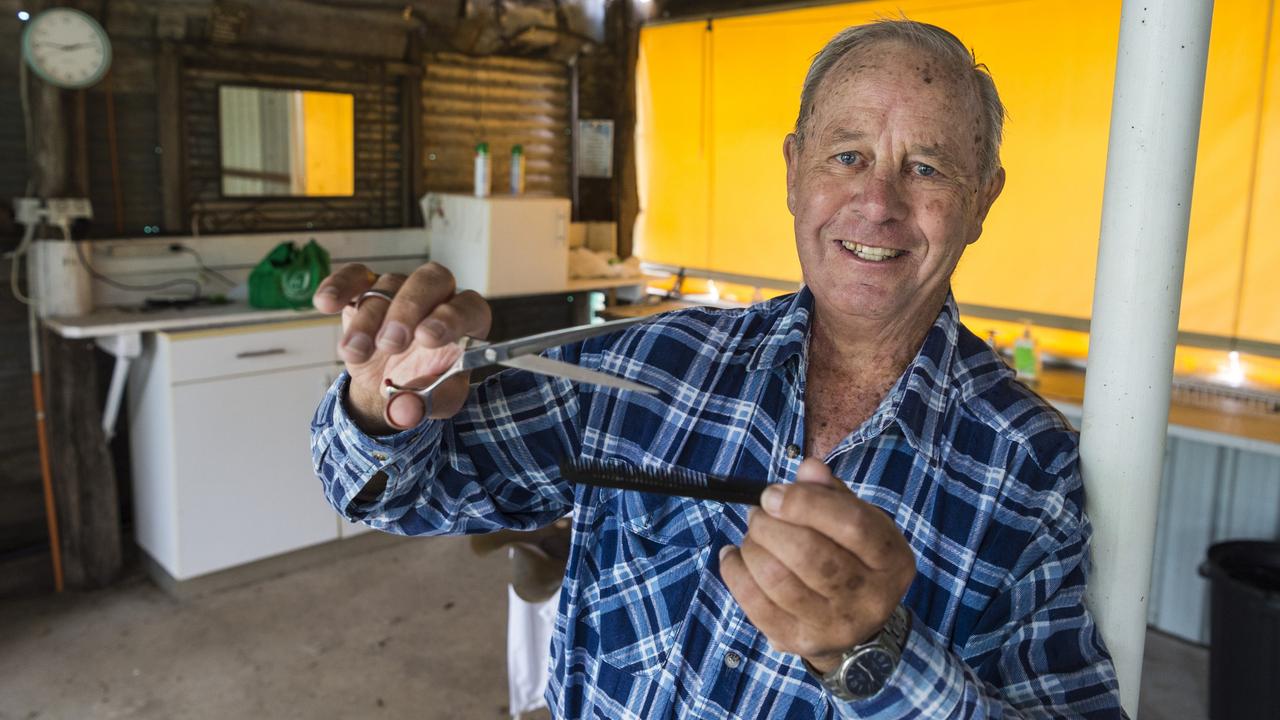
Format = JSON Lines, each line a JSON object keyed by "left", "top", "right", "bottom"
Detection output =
{"left": 342, "top": 332, "right": 373, "bottom": 357}
{"left": 718, "top": 545, "right": 732, "bottom": 561}
{"left": 377, "top": 322, "right": 409, "bottom": 351}
{"left": 419, "top": 319, "right": 447, "bottom": 342}
{"left": 761, "top": 485, "right": 785, "bottom": 514}
{"left": 317, "top": 286, "right": 339, "bottom": 298}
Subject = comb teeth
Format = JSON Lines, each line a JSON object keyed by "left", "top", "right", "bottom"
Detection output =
{"left": 560, "top": 458, "right": 767, "bottom": 505}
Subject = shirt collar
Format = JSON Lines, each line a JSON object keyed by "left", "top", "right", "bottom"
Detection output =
{"left": 745, "top": 286, "right": 813, "bottom": 373}
{"left": 884, "top": 293, "right": 960, "bottom": 463}
{"left": 747, "top": 287, "right": 960, "bottom": 463}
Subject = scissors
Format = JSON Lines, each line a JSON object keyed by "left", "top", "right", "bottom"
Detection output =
{"left": 381, "top": 315, "right": 658, "bottom": 416}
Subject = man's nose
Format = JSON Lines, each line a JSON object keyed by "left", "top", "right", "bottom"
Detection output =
{"left": 851, "top": 170, "right": 908, "bottom": 224}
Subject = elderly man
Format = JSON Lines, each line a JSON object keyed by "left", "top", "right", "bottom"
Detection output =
{"left": 311, "top": 18, "right": 1123, "bottom": 719}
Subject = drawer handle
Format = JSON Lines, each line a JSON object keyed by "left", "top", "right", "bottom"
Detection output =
{"left": 235, "top": 348, "right": 288, "bottom": 359}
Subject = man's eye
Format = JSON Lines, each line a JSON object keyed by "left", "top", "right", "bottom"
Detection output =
{"left": 913, "top": 163, "right": 938, "bottom": 177}
{"left": 835, "top": 151, "right": 861, "bottom": 166}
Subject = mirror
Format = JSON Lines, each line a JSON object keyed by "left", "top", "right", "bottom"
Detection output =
{"left": 218, "top": 86, "right": 355, "bottom": 197}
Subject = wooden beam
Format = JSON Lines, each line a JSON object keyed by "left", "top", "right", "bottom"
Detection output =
{"left": 614, "top": 0, "right": 641, "bottom": 260}
{"left": 156, "top": 40, "right": 186, "bottom": 233}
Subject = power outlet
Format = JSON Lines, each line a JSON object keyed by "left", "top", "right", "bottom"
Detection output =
{"left": 45, "top": 198, "right": 93, "bottom": 225}
{"left": 13, "top": 197, "right": 43, "bottom": 225}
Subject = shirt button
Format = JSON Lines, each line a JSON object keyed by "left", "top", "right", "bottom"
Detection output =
{"left": 372, "top": 452, "right": 388, "bottom": 462}
{"left": 785, "top": 444, "right": 801, "bottom": 459}
{"left": 725, "top": 651, "right": 742, "bottom": 669}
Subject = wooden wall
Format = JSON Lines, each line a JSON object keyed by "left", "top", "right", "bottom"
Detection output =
{"left": 0, "top": 0, "right": 637, "bottom": 595}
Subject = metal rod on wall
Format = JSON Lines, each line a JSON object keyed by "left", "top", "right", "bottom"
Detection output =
{"left": 1079, "top": 0, "right": 1215, "bottom": 714}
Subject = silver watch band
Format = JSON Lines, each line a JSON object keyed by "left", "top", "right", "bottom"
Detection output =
{"left": 818, "top": 605, "right": 912, "bottom": 701}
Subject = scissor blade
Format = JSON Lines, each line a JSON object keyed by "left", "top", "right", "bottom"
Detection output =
{"left": 499, "top": 354, "right": 658, "bottom": 394}
{"left": 492, "top": 316, "right": 651, "bottom": 360}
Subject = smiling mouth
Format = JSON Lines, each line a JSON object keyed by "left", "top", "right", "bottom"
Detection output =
{"left": 840, "top": 240, "right": 905, "bottom": 262}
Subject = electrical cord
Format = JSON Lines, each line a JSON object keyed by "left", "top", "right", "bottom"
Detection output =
{"left": 63, "top": 224, "right": 202, "bottom": 299}
{"left": 167, "top": 244, "right": 238, "bottom": 288}
{"left": 8, "top": 221, "right": 37, "bottom": 305}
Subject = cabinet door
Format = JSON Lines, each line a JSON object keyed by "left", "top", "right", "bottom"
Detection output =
{"left": 171, "top": 364, "right": 340, "bottom": 578}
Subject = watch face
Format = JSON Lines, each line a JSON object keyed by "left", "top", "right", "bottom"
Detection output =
{"left": 842, "top": 647, "right": 897, "bottom": 698}
{"left": 22, "top": 8, "right": 113, "bottom": 89}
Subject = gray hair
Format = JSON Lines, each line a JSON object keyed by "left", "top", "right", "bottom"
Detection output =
{"left": 794, "top": 18, "right": 1006, "bottom": 180}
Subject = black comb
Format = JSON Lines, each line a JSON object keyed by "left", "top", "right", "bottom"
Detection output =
{"left": 560, "top": 458, "right": 769, "bottom": 505}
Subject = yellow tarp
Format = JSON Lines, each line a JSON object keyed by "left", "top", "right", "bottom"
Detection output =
{"left": 636, "top": 0, "right": 1279, "bottom": 344}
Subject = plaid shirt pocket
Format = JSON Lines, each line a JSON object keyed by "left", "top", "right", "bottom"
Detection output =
{"left": 582, "top": 490, "right": 720, "bottom": 677}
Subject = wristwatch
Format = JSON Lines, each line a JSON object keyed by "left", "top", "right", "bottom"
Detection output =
{"left": 819, "top": 606, "right": 912, "bottom": 701}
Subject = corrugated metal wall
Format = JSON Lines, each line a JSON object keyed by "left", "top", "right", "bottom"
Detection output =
{"left": 1057, "top": 404, "right": 1280, "bottom": 646}
{"left": 422, "top": 53, "right": 571, "bottom": 197}
{"left": 1147, "top": 436, "right": 1280, "bottom": 644}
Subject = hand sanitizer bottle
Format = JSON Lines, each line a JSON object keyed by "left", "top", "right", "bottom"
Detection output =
{"left": 474, "top": 142, "right": 491, "bottom": 197}
{"left": 509, "top": 144, "right": 525, "bottom": 195}
{"left": 1013, "top": 322, "right": 1041, "bottom": 384}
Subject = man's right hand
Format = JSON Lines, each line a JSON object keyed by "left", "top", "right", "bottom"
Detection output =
{"left": 313, "top": 262, "right": 492, "bottom": 436}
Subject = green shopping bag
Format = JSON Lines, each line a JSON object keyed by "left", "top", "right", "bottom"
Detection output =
{"left": 248, "top": 240, "right": 330, "bottom": 309}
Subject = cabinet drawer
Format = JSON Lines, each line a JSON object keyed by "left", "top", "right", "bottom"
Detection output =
{"left": 164, "top": 319, "right": 339, "bottom": 384}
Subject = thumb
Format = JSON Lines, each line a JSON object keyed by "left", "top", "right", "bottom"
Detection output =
{"left": 794, "top": 457, "right": 848, "bottom": 491}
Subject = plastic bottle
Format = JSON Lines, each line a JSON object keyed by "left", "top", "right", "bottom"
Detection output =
{"left": 509, "top": 144, "right": 525, "bottom": 195}
{"left": 473, "top": 142, "right": 491, "bottom": 197}
{"left": 1013, "top": 322, "right": 1041, "bottom": 383}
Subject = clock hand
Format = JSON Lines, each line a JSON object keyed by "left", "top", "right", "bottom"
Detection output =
{"left": 35, "top": 42, "right": 94, "bottom": 51}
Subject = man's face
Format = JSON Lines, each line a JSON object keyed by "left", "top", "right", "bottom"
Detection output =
{"left": 785, "top": 42, "right": 1004, "bottom": 328}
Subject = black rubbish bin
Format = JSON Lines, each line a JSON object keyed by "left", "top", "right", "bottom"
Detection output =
{"left": 1200, "top": 540, "right": 1280, "bottom": 720}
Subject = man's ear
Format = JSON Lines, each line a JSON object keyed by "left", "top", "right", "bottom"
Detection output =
{"left": 978, "top": 166, "right": 1005, "bottom": 223}
{"left": 783, "top": 133, "right": 800, "bottom": 215}
{"left": 969, "top": 166, "right": 1006, "bottom": 244}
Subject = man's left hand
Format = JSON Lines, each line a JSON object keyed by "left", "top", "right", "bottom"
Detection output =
{"left": 719, "top": 458, "right": 917, "bottom": 674}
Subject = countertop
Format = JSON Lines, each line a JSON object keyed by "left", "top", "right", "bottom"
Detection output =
{"left": 42, "top": 276, "right": 655, "bottom": 340}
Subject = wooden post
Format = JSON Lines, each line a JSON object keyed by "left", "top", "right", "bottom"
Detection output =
{"left": 26, "top": 28, "right": 124, "bottom": 590}
{"left": 156, "top": 40, "right": 186, "bottom": 233}
{"left": 613, "top": 0, "right": 642, "bottom": 260}
{"left": 40, "top": 328, "right": 123, "bottom": 589}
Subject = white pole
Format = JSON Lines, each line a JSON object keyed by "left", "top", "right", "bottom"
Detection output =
{"left": 1080, "top": 0, "right": 1215, "bottom": 715}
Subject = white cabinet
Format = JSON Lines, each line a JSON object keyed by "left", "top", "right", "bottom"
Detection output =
{"left": 128, "top": 318, "right": 351, "bottom": 580}
{"left": 422, "top": 193, "right": 570, "bottom": 296}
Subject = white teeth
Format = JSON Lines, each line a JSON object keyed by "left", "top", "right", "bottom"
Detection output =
{"left": 841, "top": 241, "right": 903, "bottom": 262}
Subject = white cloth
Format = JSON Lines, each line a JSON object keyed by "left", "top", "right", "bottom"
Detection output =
{"left": 507, "top": 584, "right": 559, "bottom": 717}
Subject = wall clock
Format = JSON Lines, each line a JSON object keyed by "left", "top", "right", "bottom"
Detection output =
{"left": 22, "top": 7, "right": 113, "bottom": 89}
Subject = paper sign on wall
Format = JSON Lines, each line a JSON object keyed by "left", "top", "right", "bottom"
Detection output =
{"left": 577, "top": 120, "right": 614, "bottom": 179}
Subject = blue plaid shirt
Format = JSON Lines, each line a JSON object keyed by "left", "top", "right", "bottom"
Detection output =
{"left": 312, "top": 288, "right": 1123, "bottom": 718}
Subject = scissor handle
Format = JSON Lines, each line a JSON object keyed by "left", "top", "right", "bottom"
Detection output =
{"left": 379, "top": 337, "right": 473, "bottom": 417}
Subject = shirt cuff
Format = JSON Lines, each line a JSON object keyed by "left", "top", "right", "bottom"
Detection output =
{"left": 328, "top": 372, "right": 443, "bottom": 519}
{"left": 829, "top": 609, "right": 966, "bottom": 719}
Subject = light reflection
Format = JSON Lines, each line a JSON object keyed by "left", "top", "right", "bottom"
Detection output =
{"left": 1217, "top": 350, "right": 1247, "bottom": 387}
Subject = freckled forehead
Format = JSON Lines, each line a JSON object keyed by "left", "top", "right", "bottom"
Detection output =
{"left": 809, "top": 41, "right": 983, "bottom": 155}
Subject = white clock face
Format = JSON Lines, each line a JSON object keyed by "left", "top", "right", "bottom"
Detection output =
{"left": 22, "top": 8, "right": 113, "bottom": 89}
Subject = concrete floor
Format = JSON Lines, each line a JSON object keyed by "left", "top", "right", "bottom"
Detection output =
{"left": 1, "top": 534, "right": 1210, "bottom": 720}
